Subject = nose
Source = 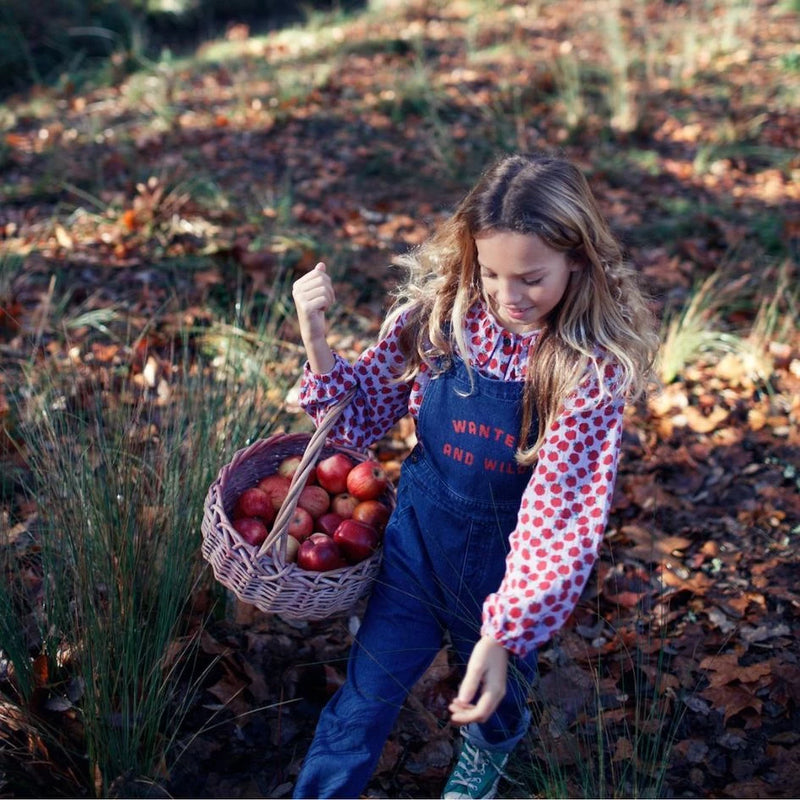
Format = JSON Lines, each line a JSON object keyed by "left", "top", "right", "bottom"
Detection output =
{"left": 496, "top": 278, "right": 520, "bottom": 305}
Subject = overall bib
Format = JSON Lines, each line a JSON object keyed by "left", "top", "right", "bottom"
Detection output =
{"left": 294, "top": 357, "right": 538, "bottom": 799}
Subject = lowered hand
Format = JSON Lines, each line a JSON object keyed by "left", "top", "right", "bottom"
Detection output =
{"left": 449, "top": 635, "right": 509, "bottom": 725}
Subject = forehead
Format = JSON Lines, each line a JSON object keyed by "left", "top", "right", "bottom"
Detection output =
{"left": 475, "top": 231, "right": 567, "bottom": 272}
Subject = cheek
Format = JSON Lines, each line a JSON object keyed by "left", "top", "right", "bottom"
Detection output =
{"left": 536, "top": 282, "right": 565, "bottom": 307}
{"left": 553, "top": 272, "right": 574, "bottom": 298}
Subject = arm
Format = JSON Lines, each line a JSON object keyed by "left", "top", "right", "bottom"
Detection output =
{"left": 293, "top": 263, "right": 414, "bottom": 449}
{"left": 292, "top": 261, "right": 336, "bottom": 375}
{"left": 481, "top": 365, "right": 626, "bottom": 657}
{"left": 450, "top": 367, "right": 625, "bottom": 724}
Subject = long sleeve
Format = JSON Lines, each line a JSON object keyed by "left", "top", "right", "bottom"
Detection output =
{"left": 298, "top": 303, "right": 532, "bottom": 448}
{"left": 298, "top": 313, "right": 414, "bottom": 450}
{"left": 480, "top": 364, "right": 625, "bottom": 657}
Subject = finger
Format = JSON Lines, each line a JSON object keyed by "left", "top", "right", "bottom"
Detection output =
{"left": 295, "top": 281, "right": 331, "bottom": 301}
{"left": 449, "top": 688, "right": 501, "bottom": 725}
{"left": 449, "top": 700, "right": 477, "bottom": 724}
{"left": 303, "top": 284, "right": 335, "bottom": 310}
{"left": 293, "top": 272, "right": 323, "bottom": 295}
{"left": 470, "top": 688, "right": 501, "bottom": 721}
{"left": 449, "top": 701, "right": 482, "bottom": 725}
{"left": 456, "top": 665, "right": 483, "bottom": 706}
{"left": 293, "top": 276, "right": 334, "bottom": 307}
{"left": 298, "top": 265, "right": 333, "bottom": 290}
{"left": 294, "top": 261, "right": 327, "bottom": 286}
{"left": 449, "top": 708, "right": 475, "bottom": 725}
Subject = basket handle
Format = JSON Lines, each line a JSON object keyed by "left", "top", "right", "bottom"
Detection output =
{"left": 257, "top": 387, "right": 357, "bottom": 557}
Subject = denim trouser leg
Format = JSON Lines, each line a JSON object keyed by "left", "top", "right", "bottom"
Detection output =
{"left": 446, "top": 558, "right": 537, "bottom": 754}
{"left": 293, "top": 551, "right": 445, "bottom": 799}
{"left": 293, "top": 461, "right": 537, "bottom": 798}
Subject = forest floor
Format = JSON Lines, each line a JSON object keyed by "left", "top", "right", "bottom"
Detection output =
{"left": 1, "top": 0, "right": 799, "bottom": 797}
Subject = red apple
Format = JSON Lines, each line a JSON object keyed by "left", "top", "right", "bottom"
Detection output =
{"left": 278, "top": 454, "right": 303, "bottom": 479}
{"left": 233, "top": 487, "right": 275, "bottom": 523}
{"left": 278, "top": 535, "right": 300, "bottom": 563}
{"left": 352, "top": 500, "right": 390, "bottom": 535}
{"left": 266, "top": 534, "right": 300, "bottom": 563}
{"left": 333, "top": 519, "right": 380, "bottom": 564}
{"left": 287, "top": 507, "right": 314, "bottom": 541}
{"left": 278, "top": 455, "right": 317, "bottom": 486}
{"left": 316, "top": 452, "right": 354, "bottom": 494}
{"left": 331, "top": 492, "right": 359, "bottom": 519}
{"left": 315, "top": 511, "right": 344, "bottom": 536}
{"left": 297, "top": 485, "right": 331, "bottom": 519}
{"left": 346, "top": 460, "right": 389, "bottom": 501}
{"left": 233, "top": 517, "right": 269, "bottom": 547}
{"left": 257, "top": 473, "right": 292, "bottom": 512}
{"left": 297, "top": 532, "right": 348, "bottom": 572}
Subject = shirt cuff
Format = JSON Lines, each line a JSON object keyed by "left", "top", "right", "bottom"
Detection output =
{"left": 479, "top": 614, "right": 536, "bottom": 658}
{"left": 300, "top": 353, "right": 358, "bottom": 404}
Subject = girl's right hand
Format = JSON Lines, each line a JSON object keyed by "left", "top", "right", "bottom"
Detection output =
{"left": 292, "top": 261, "right": 336, "bottom": 375}
{"left": 293, "top": 262, "right": 335, "bottom": 343}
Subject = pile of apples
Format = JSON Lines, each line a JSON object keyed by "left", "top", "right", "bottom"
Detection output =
{"left": 230, "top": 451, "right": 392, "bottom": 572}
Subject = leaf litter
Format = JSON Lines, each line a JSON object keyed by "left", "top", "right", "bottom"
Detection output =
{"left": 1, "top": 0, "right": 799, "bottom": 797}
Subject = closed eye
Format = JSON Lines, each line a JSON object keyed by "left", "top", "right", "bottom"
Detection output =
{"left": 481, "top": 271, "right": 543, "bottom": 286}
{"left": 479, "top": 265, "right": 544, "bottom": 285}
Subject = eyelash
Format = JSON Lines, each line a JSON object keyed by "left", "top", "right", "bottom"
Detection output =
{"left": 481, "top": 271, "right": 542, "bottom": 287}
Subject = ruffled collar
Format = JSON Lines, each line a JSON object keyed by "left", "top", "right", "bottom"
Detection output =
{"left": 472, "top": 302, "right": 541, "bottom": 341}
{"left": 464, "top": 302, "right": 539, "bottom": 380}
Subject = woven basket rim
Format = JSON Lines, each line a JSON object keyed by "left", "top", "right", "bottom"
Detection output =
{"left": 200, "top": 395, "right": 396, "bottom": 618}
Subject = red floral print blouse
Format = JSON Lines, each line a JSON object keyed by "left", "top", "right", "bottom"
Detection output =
{"left": 299, "top": 302, "right": 624, "bottom": 656}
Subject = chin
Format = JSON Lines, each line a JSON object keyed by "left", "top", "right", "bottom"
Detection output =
{"left": 504, "top": 315, "right": 538, "bottom": 333}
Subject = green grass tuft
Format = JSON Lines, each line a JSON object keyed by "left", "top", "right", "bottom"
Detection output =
{"left": 1, "top": 285, "right": 301, "bottom": 795}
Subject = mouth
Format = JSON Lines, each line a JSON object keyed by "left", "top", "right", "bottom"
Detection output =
{"left": 502, "top": 305, "right": 532, "bottom": 320}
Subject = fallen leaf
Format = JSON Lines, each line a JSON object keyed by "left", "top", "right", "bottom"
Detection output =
{"left": 44, "top": 695, "right": 73, "bottom": 712}
{"left": 648, "top": 383, "right": 689, "bottom": 417}
{"left": 761, "top": 743, "right": 800, "bottom": 797}
{"left": 722, "top": 778, "right": 774, "bottom": 798}
{"left": 206, "top": 665, "right": 250, "bottom": 717}
{"left": 657, "top": 564, "right": 712, "bottom": 594}
{"left": 673, "top": 737, "right": 710, "bottom": 763}
{"left": 612, "top": 736, "right": 634, "bottom": 762}
{"left": 54, "top": 224, "right": 74, "bottom": 250}
{"left": 700, "top": 684, "right": 762, "bottom": 723}
{"left": 121, "top": 208, "right": 138, "bottom": 231}
{"left": 620, "top": 524, "right": 693, "bottom": 561}
{"left": 682, "top": 404, "right": 730, "bottom": 433}
{"left": 374, "top": 738, "right": 405, "bottom": 776}
{"left": 200, "top": 629, "right": 233, "bottom": 657}
{"left": 718, "top": 592, "right": 765, "bottom": 618}
{"left": 699, "top": 653, "right": 771, "bottom": 687}
{"left": 403, "top": 737, "right": 453, "bottom": 775}
{"left": 739, "top": 622, "right": 791, "bottom": 644}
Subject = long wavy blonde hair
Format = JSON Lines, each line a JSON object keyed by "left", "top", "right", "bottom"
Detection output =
{"left": 383, "top": 152, "right": 659, "bottom": 465}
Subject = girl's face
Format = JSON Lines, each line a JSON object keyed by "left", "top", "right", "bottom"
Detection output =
{"left": 475, "top": 230, "right": 574, "bottom": 334}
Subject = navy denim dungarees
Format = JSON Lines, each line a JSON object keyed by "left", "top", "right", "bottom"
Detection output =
{"left": 294, "top": 357, "right": 539, "bottom": 799}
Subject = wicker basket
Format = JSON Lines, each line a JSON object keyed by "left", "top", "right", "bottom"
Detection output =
{"left": 201, "top": 393, "right": 394, "bottom": 620}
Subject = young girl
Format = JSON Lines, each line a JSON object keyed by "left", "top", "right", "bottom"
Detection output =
{"left": 290, "top": 152, "right": 658, "bottom": 799}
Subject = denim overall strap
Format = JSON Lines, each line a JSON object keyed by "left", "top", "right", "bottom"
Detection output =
{"left": 407, "top": 356, "right": 535, "bottom": 515}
